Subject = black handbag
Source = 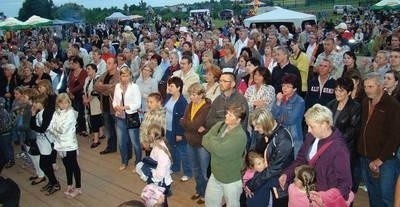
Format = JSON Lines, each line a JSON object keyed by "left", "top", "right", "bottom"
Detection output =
{"left": 121, "top": 92, "right": 141, "bottom": 129}
{"left": 126, "top": 112, "right": 141, "bottom": 129}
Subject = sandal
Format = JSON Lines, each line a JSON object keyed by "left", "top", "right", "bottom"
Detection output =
{"left": 31, "top": 177, "right": 46, "bottom": 185}
{"left": 29, "top": 176, "right": 38, "bottom": 181}
{"left": 41, "top": 183, "right": 52, "bottom": 192}
{"left": 45, "top": 183, "right": 60, "bottom": 196}
{"left": 90, "top": 142, "right": 101, "bottom": 148}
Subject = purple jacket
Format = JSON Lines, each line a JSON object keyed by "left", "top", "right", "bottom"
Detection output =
{"left": 283, "top": 128, "right": 352, "bottom": 199}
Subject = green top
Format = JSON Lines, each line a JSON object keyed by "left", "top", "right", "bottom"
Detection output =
{"left": 202, "top": 121, "right": 246, "bottom": 184}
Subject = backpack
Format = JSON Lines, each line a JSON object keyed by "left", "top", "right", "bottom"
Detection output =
{"left": 0, "top": 108, "right": 14, "bottom": 135}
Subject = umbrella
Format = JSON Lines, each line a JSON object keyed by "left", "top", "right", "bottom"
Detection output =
{"left": 0, "top": 17, "right": 27, "bottom": 30}
{"left": 24, "top": 15, "right": 52, "bottom": 27}
{"left": 372, "top": 0, "right": 400, "bottom": 10}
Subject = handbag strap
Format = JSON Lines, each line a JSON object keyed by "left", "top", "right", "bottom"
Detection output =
{"left": 42, "top": 133, "right": 52, "bottom": 145}
{"left": 308, "top": 140, "right": 333, "bottom": 167}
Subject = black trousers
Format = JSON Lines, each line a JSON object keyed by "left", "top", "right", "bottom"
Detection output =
{"left": 72, "top": 97, "right": 87, "bottom": 133}
{"left": 61, "top": 150, "right": 81, "bottom": 188}
{"left": 39, "top": 149, "right": 58, "bottom": 185}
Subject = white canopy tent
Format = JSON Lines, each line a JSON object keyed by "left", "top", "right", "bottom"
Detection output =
{"left": 372, "top": 0, "right": 400, "bottom": 10}
{"left": 244, "top": 7, "right": 316, "bottom": 30}
{"left": 105, "top": 12, "right": 132, "bottom": 21}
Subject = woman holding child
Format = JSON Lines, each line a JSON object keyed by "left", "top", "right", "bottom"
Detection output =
{"left": 279, "top": 104, "right": 353, "bottom": 207}
{"left": 244, "top": 108, "right": 294, "bottom": 207}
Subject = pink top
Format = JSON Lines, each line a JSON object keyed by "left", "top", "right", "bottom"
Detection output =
{"left": 242, "top": 169, "right": 255, "bottom": 185}
{"left": 288, "top": 183, "right": 354, "bottom": 207}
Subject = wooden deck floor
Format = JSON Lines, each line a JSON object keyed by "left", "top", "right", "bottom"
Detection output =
{"left": 2, "top": 136, "right": 370, "bottom": 207}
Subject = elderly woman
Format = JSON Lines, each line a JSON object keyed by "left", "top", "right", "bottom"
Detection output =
{"left": 113, "top": 67, "right": 142, "bottom": 170}
{"left": 245, "top": 108, "right": 294, "bottom": 207}
{"left": 33, "top": 62, "right": 52, "bottom": 85}
{"left": 279, "top": 104, "right": 353, "bottom": 206}
{"left": 180, "top": 83, "right": 212, "bottom": 205}
{"left": 0, "top": 64, "right": 18, "bottom": 111}
{"left": 202, "top": 104, "right": 247, "bottom": 207}
{"left": 327, "top": 77, "right": 361, "bottom": 193}
{"left": 272, "top": 74, "right": 305, "bottom": 157}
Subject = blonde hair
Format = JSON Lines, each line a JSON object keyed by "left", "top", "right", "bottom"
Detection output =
{"left": 187, "top": 83, "right": 206, "bottom": 99}
{"left": 56, "top": 93, "right": 72, "bottom": 110}
{"left": 146, "top": 124, "right": 172, "bottom": 162}
{"left": 120, "top": 66, "right": 133, "bottom": 81}
{"left": 250, "top": 108, "right": 277, "bottom": 134}
{"left": 304, "top": 104, "right": 333, "bottom": 126}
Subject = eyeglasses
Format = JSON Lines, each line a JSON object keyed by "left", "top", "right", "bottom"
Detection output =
{"left": 220, "top": 79, "right": 231, "bottom": 83}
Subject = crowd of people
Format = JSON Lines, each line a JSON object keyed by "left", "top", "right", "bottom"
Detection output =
{"left": 0, "top": 7, "right": 400, "bottom": 207}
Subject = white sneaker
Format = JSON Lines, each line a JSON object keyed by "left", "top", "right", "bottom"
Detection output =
{"left": 180, "top": 175, "right": 190, "bottom": 182}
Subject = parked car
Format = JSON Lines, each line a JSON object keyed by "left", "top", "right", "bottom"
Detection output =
{"left": 333, "top": 5, "right": 357, "bottom": 15}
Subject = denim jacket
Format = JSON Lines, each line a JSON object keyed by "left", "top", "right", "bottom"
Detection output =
{"left": 271, "top": 93, "right": 305, "bottom": 143}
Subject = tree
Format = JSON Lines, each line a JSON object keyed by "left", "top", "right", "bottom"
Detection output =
{"left": 18, "top": 0, "right": 53, "bottom": 20}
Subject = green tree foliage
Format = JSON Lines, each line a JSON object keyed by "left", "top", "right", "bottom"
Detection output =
{"left": 54, "top": 3, "right": 85, "bottom": 21}
{"left": 18, "top": 0, "right": 54, "bottom": 21}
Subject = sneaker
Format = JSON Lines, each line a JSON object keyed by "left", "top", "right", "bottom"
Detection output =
{"left": 180, "top": 175, "right": 190, "bottom": 182}
{"left": 68, "top": 188, "right": 82, "bottom": 198}
{"left": 45, "top": 183, "right": 61, "bottom": 196}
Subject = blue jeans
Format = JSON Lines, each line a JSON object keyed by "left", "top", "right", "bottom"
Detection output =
{"left": 115, "top": 117, "right": 142, "bottom": 165}
{"left": 0, "top": 132, "right": 14, "bottom": 162}
{"left": 166, "top": 130, "right": 192, "bottom": 177}
{"left": 187, "top": 144, "right": 210, "bottom": 197}
{"left": 103, "top": 112, "right": 117, "bottom": 151}
{"left": 360, "top": 156, "right": 400, "bottom": 207}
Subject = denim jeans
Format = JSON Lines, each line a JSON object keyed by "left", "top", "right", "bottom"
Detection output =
{"left": 0, "top": 133, "right": 14, "bottom": 162}
{"left": 115, "top": 117, "right": 142, "bottom": 165}
{"left": 205, "top": 174, "right": 242, "bottom": 207}
{"left": 166, "top": 130, "right": 192, "bottom": 177}
{"left": 360, "top": 156, "right": 400, "bottom": 207}
{"left": 103, "top": 112, "right": 117, "bottom": 151}
{"left": 187, "top": 144, "right": 210, "bottom": 198}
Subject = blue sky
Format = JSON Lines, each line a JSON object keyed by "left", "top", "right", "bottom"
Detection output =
{"left": 2, "top": 0, "right": 205, "bottom": 18}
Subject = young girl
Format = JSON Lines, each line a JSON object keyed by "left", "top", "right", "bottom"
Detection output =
{"left": 136, "top": 124, "right": 172, "bottom": 207}
{"left": 48, "top": 93, "right": 82, "bottom": 198}
{"left": 288, "top": 165, "right": 354, "bottom": 207}
{"left": 30, "top": 93, "right": 59, "bottom": 195}
{"left": 139, "top": 93, "right": 166, "bottom": 156}
{"left": 243, "top": 151, "right": 268, "bottom": 185}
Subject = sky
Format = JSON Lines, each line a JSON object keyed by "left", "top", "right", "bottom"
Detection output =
{"left": 2, "top": 0, "right": 205, "bottom": 18}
